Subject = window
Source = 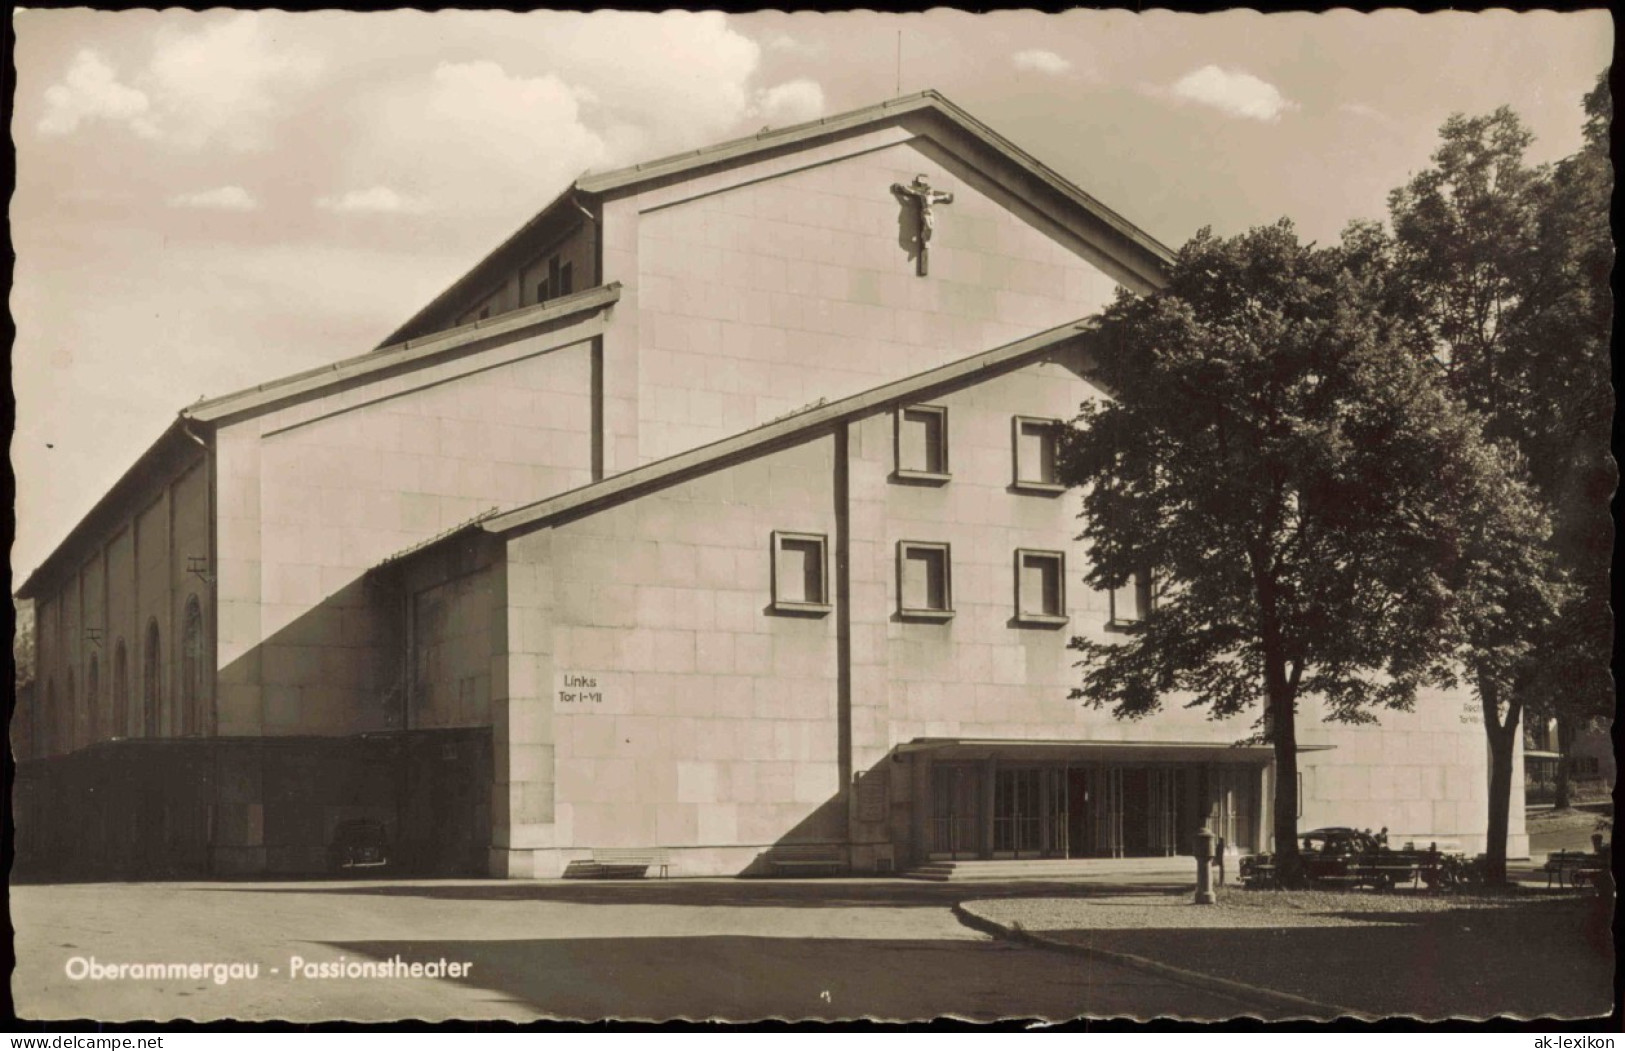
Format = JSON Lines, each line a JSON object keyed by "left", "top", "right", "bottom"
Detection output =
{"left": 86, "top": 654, "right": 101, "bottom": 744}
{"left": 182, "top": 596, "right": 205, "bottom": 737}
{"left": 112, "top": 640, "right": 129, "bottom": 739}
{"left": 143, "top": 619, "right": 162, "bottom": 737}
{"left": 1012, "top": 416, "right": 1065, "bottom": 493}
{"left": 895, "top": 404, "right": 949, "bottom": 481}
{"left": 536, "top": 256, "right": 573, "bottom": 304}
{"left": 898, "top": 542, "right": 953, "bottom": 621}
{"left": 1015, "top": 549, "right": 1068, "bottom": 625}
{"left": 771, "top": 531, "right": 831, "bottom": 614}
{"left": 65, "top": 669, "right": 76, "bottom": 752}
{"left": 1109, "top": 571, "right": 1155, "bottom": 628}
{"left": 42, "top": 679, "right": 55, "bottom": 757}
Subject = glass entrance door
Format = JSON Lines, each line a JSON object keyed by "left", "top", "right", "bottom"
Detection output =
{"left": 993, "top": 768, "right": 1042, "bottom": 856}
{"left": 928, "top": 765, "right": 980, "bottom": 859}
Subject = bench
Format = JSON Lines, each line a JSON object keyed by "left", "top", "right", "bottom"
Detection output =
{"left": 1544, "top": 850, "right": 1604, "bottom": 889}
{"left": 764, "top": 844, "right": 846, "bottom": 877}
{"left": 1363, "top": 863, "right": 1423, "bottom": 890}
{"left": 589, "top": 847, "right": 670, "bottom": 879}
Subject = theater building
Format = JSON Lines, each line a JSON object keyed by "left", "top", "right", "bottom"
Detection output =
{"left": 14, "top": 91, "right": 1524, "bottom": 879}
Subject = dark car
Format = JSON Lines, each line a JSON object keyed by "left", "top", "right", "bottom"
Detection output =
{"left": 327, "top": 819, "right": 391, "bottom": 875}
{"left": 1240, "top": 826, "right": 1465, "bottom": 890}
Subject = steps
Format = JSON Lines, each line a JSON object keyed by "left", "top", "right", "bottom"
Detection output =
{"left": 905, "top": 856, "right": 1196, "bottom": 882}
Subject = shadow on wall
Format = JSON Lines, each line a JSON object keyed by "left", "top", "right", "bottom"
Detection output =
{"left": 12, "top": 572, "right": 494, "bottom": 883}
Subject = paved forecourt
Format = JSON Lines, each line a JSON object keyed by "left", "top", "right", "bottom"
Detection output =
{"left": 13, "top": 878, "right": 1267, "bottom": 1023}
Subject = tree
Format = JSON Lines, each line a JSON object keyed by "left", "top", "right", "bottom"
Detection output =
{"left": 1057, "top": 221, "right": 1514, "bottom": 884}
{"left": 1387, "top": 75, "right": 1614, "bottom": 876}
{"left": 14, "top": 597, "right": 35, "bottom": 690}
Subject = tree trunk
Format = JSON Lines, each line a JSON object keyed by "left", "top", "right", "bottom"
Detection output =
{"left": 1553, "top": 714, "right": 1572, "bottom": 810}
{"left": 1270, "top": 684, "right": 1302, "bottom": 886}
{"left": 1480, "top": 679, "right": 1522, "bottom": 885}
{"left": 1253, "top": 564, "right": 1302, "bottom": 886}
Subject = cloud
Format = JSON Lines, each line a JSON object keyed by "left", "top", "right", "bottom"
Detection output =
{"left": 338, "top": 14, "right": 819, "bottom": 221}
{"left": 143, "top": 13, "right": 322, "bottom": 151}
{"left": 1169, "top": 65, "right": 1297, "bottom": 122}
{"left": 750, "top": 79, "right": 825, "bottom": 128}
{"left": 760, "top": 31, "right": 822, "bottom": 57}
{"left": 1013, "top": 49, "right": 1072, "bottom": 76}
{"left": 343, "top": 59, "right": 610, "bottom": 219}
{"left": 38, "top": 50, "right": 155, "bottom": 137}
{"left": 167, "top": 186, "right": 258, "bottom": 211}
{"left": 317, "top": 186, "right": 429, "bottom": 215}
{"left": 1339, "top": 102, "right": 1389, "bottom": 122}
{"left": 37, "top": 14, "right": 320, "bottom": 151}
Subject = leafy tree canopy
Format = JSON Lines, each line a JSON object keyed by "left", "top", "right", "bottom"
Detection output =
{"left": 1060, "top": 221, "right": 1507, "bottom": 733}
{"left": 1058, "top": 221, "right": 1562, "bottom": 879}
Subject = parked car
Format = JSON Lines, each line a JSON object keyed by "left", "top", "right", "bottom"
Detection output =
{"left": 327, "top": 818, "right": 392, "bottom": 875}
{"left": 1239, "top": 826, "right": 1470, "bottom": 890}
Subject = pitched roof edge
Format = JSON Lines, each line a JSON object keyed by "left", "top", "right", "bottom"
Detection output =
{"left": 477, "top": 317, "right": 1097, "bottom": 539}
{"left": 379, "top": 90, "right": 1172, "bottom": 358}
{"left": 17, "top": 420, "right": 201, "bottom": 601}
{"left": 575, "top": 90, "right": 943, "bottom": 195}
{"left": 183, "top": 283, "right": 621, "bottom": 425}
{"left": 577, "top": 89, "right": 1174, "bottom": 279}
{"left": 377, "top": 182, "right": 594, "bottom": 349}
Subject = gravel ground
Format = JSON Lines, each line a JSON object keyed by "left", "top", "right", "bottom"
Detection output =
{"left": 967, "top": 893, "right": 1399, "bottom": 930}
{"left": 961, "top": 888, "right": 1615, "bottom": 1020}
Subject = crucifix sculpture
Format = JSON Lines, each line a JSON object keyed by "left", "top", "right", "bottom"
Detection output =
{"left": 891, "top": 174, "right": 954, "bottom": 276}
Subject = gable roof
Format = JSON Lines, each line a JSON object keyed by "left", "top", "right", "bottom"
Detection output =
{"left": 16, "top": 284, "right": 621, "bottom": 600}
{"left": 380, "top": 89, "right": 1174, "bottom": 347}
{"left": 187, "top": 283, "right": 620, "bottom": 425}
{"left": 371, "top": 314, "right": 1098, "bottom": 575}
{"left": 576, "top": 90, "right": 1174, "bottom": 274}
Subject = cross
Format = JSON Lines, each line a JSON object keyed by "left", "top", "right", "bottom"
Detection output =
{"left": 891, "top": 174, "right": 954, "bottom": 276}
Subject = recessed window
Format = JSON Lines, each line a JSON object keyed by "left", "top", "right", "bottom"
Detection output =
{"left": 86, "top": 655, "right": 101, "bottom": 744}
{"left": 1013, "top": 416, "right": 1065, "bottom": 493}
{"left": 535, "top": 256, "right": 573, "bottom": 305}
{"left": 143, "top": 619, "right": 162, "bottom": 737}
{"left": 772, "top": 531, "right": 831, "bottom": 614}
{"left": 1015, "top": 549, "right": 1068, "bottom": 625}
{"left": 895, "top": 404, "right": 950, "bottom": 482}
{"left": 1109, "top": 571, "right": 1155, "bottom": 628}
{"left": 898, "top": 541, "right": 953, "bottom": 621}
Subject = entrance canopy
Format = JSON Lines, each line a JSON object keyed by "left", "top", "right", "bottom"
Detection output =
{"left": 896, "top": 737, "right": 1279, "bottom": 765}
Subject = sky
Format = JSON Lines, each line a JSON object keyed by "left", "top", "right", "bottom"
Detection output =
{"left": 9, "top": 8, "right": 1612, "bottom": 580}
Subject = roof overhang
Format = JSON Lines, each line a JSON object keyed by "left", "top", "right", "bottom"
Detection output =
{"left": 480, "top": 317, "right": 1097, "bottom": 538}
{"left": 378, "top": 89, "right": 1175, "bottom": 349}
{"left": 895, "top": 738, "right": 1278, "bottom": 764}
{"left": 184, "top": 283, "right": 621, "bottom": 426}
{"left": 17, "top": 420, "right": 205, "bottom": 600}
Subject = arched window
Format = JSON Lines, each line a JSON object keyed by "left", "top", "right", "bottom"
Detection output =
{"left": 86, "top": 655, "right": 101, "bottom": 744}
{"left": 65, "top": 668, "right": 77, "bottom": 753}
{"left": 181, "top": 596, "right": 205, "bottom": 737}
{"left": 42, "top": 678, "right": 56, "bottom": 757}
{"left": 143, "top": 620, "right": 162, "bottom": 738}
{"left": 112, "top": 641, "right": 129, "bottom": 738}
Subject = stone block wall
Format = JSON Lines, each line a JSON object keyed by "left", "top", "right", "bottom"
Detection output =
{"left": 213, "top": 329, "right": 598, "bottom": 739}
{"left": 29, "top": 455, "right": 209, "bottom": 760}
{"left": 502, "top": 431, "right": 842, "bottom": 877}
{"left": 620, "top": 134, "right": 1121, "bottom": 467}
